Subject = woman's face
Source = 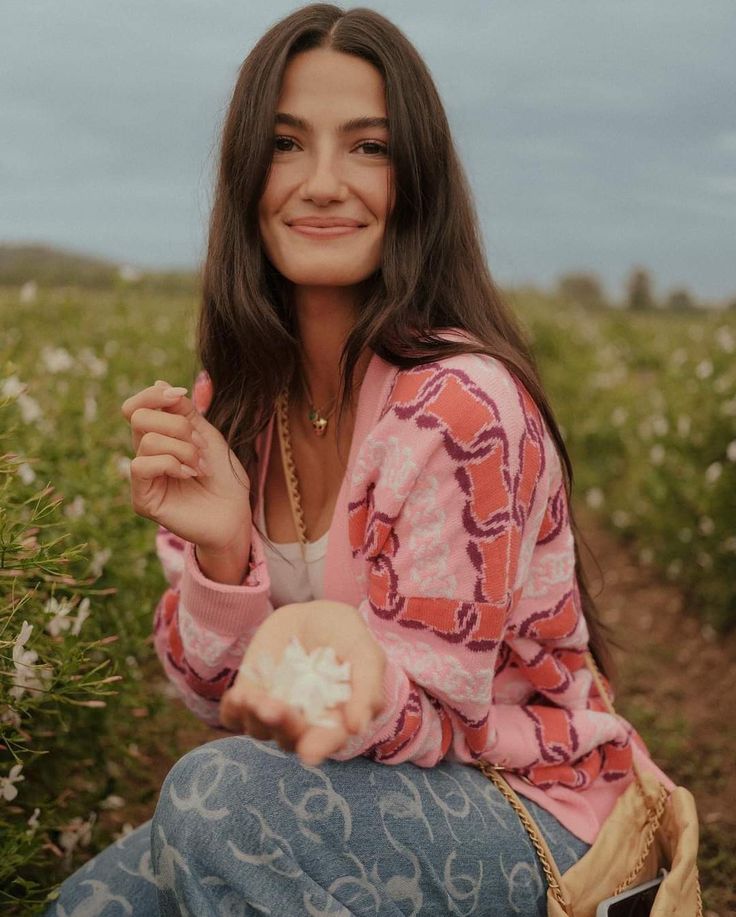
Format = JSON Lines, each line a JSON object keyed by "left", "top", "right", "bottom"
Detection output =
{"left": 258, "top": 48, "right": 393, "bottom": 288}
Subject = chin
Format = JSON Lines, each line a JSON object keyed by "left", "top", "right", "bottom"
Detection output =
{"left": 279, "top": 258, "right": 378, "bottom": 287}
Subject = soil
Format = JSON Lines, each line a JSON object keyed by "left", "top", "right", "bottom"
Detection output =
{"left": 97, "top": 508, "right": 736, "bottom": 915}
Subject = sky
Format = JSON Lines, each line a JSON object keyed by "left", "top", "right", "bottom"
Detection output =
{"left": 2, "top": 0, "right": 735, "bottom": 302}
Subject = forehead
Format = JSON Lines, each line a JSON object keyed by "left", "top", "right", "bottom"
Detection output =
{"left": 277, "top": 49, "right": 386, "bottom": 120}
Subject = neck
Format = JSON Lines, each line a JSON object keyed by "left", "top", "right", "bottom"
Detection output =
{"left": 290, "top": 284, "right": 371, "bottom": 411}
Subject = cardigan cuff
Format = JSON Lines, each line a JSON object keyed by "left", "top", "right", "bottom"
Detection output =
{"left": 179, "top": 532, "right": 271, "bottom": 635}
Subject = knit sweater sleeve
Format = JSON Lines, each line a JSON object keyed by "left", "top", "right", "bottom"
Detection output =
{"left": 152, "top": 527, "right": 274, "bottom": 727}
{"left": 150, "top": 369, "right": 273, "bottom": 727}
{"left": 330, "top": 354, "right": 559, "bottom": 766}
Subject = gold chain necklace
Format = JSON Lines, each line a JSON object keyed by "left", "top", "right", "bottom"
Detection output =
{"left": 298, "top": 367, "right": 337, "bottom": 437}
{"left": 275, "top": 390, "right": 309, "bottom": 557}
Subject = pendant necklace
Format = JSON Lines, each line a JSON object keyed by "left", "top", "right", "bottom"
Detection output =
{"left": 299, "top": 368, "right": 337, "bottom": 437}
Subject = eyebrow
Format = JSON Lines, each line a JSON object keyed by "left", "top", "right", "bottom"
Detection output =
{"left": 274, "top": 112, "right": 389, "bottom": 133}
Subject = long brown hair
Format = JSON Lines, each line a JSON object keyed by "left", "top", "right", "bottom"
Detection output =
{"left": 197, "top": 2, "right": 614, "bottom": 678}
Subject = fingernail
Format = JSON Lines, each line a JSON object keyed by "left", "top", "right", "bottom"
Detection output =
{"left": 181, "top": 464, "right": 198, "bottom": 477}
{"left": 163, "top": 386, "right": 188, "bottom": 399}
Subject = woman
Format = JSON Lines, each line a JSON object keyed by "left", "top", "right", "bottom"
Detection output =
{"left": 47, "top": 4, "right": 674, "bottom": 915}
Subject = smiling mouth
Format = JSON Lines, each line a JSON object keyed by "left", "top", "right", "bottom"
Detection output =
{"left": 287, "top": 224, "right": 365, "bottom": 238}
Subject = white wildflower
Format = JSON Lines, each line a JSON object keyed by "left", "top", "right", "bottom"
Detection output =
{"left": 43, "top": 596, "right": 90, "bottom": 638}
{"left": 18, "top": 462, "right": 36, "bottom": 485}
{"left": 695, "top": 359, "right": 713, "bottom": 380}
{"left": 651, "top": 414, "right": 669, "bottom": 437}
{"left": 26, "top": 807, "right": 41, "bottom": 833}
{"left": 78, "top": 348, "right": 108, "bottom": 378}
{"left": 666, "top": 559, "right": 683, "bottom": 580}
{"left": 115, "top": 455, "right": 131, "bottom": 479}
{"left": 638, "top": 547, "right": 654, "bottom": 566}
{"left": 585, "top": 487, "right": 605, "bottom": 510}
{"left": 677, "top": 415, "right": 692, "bottom": 437}
{"left": 650, "top": 444, "right": 665, "bottom": 465}
{"left": 705, "top": 462, "right": 722, "bottom": 485}
{"left": 0, "top": 374, "right": 26, "bottom": 400}
{"left": 698, "top": 516, "right": 715, "bottom": 536}
{"left": 20, "top": 281, "right": 38, "bottom": 303}
{"left": 723, "top": 536, "right": 736, "bottom": 554}
{"left": 90, "top": 548, "right": 112, "bottom": 578}
{"left": 100, "top": 794, "right": 126, "bottom": 810}
{"left": 18, "top": 393, "right": 42, "bottom": 424}
{"left": 64, "top": 495, "right": 86, "bottom": 520}
{"left": 10, "top": 621, "right": 50, "bottom": 699}
{"left": 612, "top": 510, "right": 631, "bottom": 528}
{"left": 0, "top": 763, "right": 24, "bottom": 802}
{"left": 103, "top": 339, "right": 119, "bottom": 358}
{"left": 70, "top": 598, "right": 91, "bottom": 637}
{"left": 83, "top": 393, "right": 98, "bottom": 422}
{"left": 610, "top": 407, "right": 628, "bottom": 427}
{"left": 722, "top": 399, "right": 736, "bottom": 418}
{"left": 714, "top": 325, "right": 735, "bottom": 353}
{"left": 669, "top": 348, "right": 687, "bottom": 367}
{"left": 44, "top": 596, "right": 75, "bottom": 637}
{"left": 726, "top": 440, "right": 736, "bottom": 462}
{"left": 59, "top": 813, "right": 96, "bottom": 857}
{"left": 240, "top": 637, "right": 352, "bottom": 728}
{"left": 41, "top": 346, "right": 74, "bottom": 373}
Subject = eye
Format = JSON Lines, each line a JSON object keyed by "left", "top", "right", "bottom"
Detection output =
{"left": 274, "top": 135, "right": 299, "bottom": 152}
{"left": 356, "top": 141, "right": 389, "bottom": 156}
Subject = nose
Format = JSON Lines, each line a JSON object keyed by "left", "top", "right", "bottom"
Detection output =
{"left": 299, "top": 146, "right": 348, "bottom": 205}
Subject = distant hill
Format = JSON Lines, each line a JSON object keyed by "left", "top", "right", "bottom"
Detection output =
{"left": 0, "top": 242, "right": 197, "bottom": 290}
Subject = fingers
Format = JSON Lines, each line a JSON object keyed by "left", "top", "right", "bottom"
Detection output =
{"left": 130, "top": 455, "right": 198, "bottom": 486}
{"left": 344, "top": 646, "right": 386, "bottom": 734}
{"left": 137, "top": 430, "right": 210, "bottom": 476}
{"left": 296, "top": 723, "right": 348, "bottom": 767}
{"left": 220, "top": 685, "right": 308, "bottom": 752}
{"left": 120, "top": 380, "right": 192, "bottom": 422}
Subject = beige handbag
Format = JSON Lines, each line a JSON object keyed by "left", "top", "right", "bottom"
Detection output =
{"left": 475, "top": 655, "right": 703, "bottom": 916}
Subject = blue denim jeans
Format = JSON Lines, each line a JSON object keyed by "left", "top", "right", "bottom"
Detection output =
{"left": 45, "top": 736, "right": 589, "bottom": 915}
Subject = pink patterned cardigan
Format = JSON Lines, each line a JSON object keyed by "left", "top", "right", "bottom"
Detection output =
{"left": 153, "top": 344, "right": 673, "bottom": 844}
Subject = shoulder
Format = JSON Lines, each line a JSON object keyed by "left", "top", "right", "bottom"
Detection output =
{"left": 382, "top": 351, "right": 547, "bottom": 449}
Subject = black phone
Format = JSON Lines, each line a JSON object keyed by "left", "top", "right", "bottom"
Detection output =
{"left": 595, "top": 871, "right": 666, "bottom": 917}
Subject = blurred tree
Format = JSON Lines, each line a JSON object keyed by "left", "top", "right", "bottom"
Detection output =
{"left": 666, "top": 288, "right": 696, "bottom": 311}
{"left": 627, "top": 267, "right": 655, "bottom": 311}
{"left": 557, "top": 272, "right": 607, "bottom": 309}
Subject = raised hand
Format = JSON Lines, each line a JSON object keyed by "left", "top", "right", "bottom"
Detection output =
{"left": 120, "top": 377, "right": 252, "bottom": 563}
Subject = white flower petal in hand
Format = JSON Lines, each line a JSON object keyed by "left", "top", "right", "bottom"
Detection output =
{"left": 241, "top": 637, "right": 352, "bottom": 728}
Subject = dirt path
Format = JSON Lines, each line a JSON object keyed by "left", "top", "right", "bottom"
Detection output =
{"left": 102, "top": 510, "right": 735, "bottom": 914}
{"left": 576, "top": 507, "right": 735, "bottom": 915}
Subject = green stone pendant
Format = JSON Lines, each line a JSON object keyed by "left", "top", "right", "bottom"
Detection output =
{"left": 308, "top": 409, "right": 328, "bottom": 436}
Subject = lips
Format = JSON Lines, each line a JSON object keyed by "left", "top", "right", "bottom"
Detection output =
{"left": 287, "top": 217, "right": 366, "bottom": 228}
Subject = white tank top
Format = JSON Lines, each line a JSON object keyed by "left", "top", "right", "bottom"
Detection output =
{"left": 255, "top": 500, "right": 327, "bottom": 606}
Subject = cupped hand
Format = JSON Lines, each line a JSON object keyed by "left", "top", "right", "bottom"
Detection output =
{"left": 120, "top": 377, "right": 251, "bottom": 553}
{"left": 220, "top": 600, "right": 387, "bottom": 766}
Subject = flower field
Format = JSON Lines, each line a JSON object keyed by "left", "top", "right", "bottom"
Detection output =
{"left": 516, "top": 289, "right": 736, "bottom": 632}
{"left": 1, "top": 280, "right": 734, "bottom": 911}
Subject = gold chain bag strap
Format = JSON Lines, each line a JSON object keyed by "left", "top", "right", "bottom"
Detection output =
{"left": 474, "top": 654, "right": 703, "bottom": 916}
{"left": 274, "top": 390, "right": 701, "bottom": 916}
